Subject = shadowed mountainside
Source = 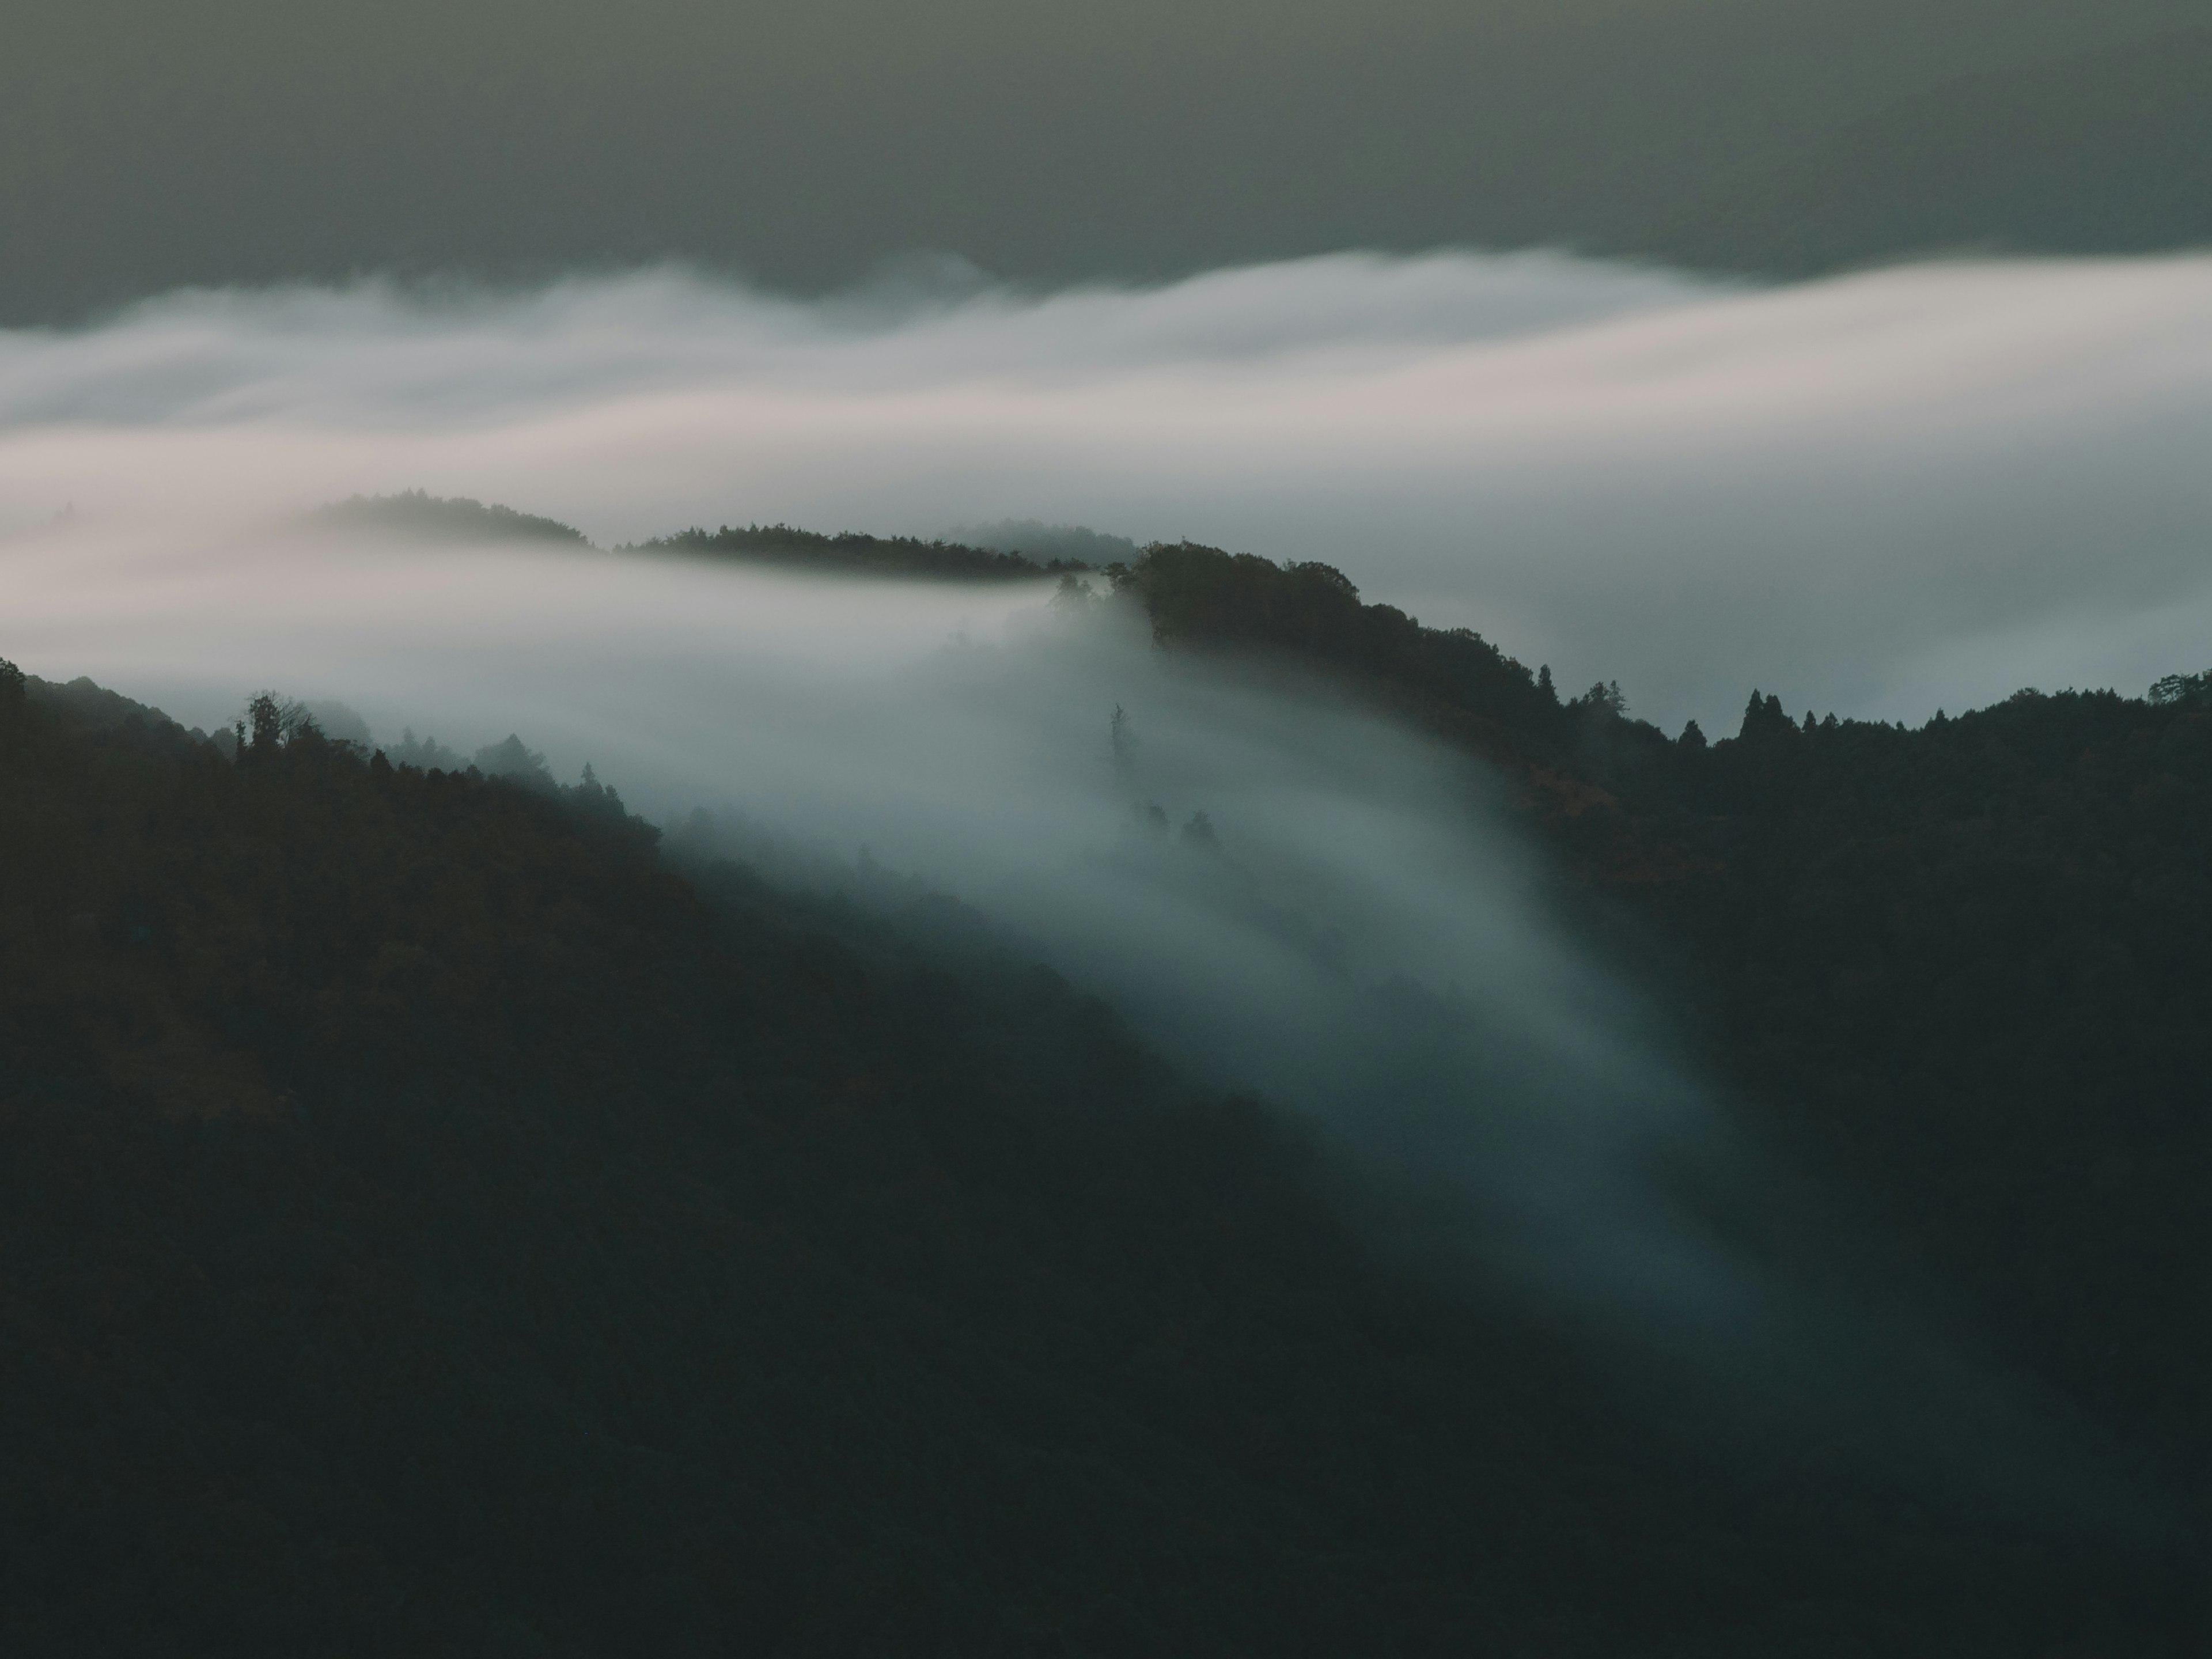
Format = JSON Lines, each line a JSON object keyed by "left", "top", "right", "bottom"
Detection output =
{"left": 1, "top": 651, "right": 2202, "bottom": 1652}
{"left": 1113, "top": 540, "right": 2212, "bottom": 1461}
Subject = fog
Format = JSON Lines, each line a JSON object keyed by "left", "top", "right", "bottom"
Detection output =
{"left": 6, "top": 251, "right": 2212, "bottom": 730}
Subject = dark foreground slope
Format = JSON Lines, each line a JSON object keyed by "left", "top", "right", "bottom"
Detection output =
{"left": 1640, "top": 688, "right": 2212, "bottom": 1452}
{"left": 1120, "top": 540, "right": 2212, "bottom": 1474}
{"left": 1, "top": 661, "right": 2198, "bottom": 1655}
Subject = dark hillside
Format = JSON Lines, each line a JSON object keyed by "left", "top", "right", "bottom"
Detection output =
{"left": 0, "top": 658, "right": 2195, "bottom": 1653}
{"left": 1643, "top": 687, "right": 2212, "bottom": 1453}
{"left": 1117, "top": 541, "right": 1559, "bottom": 748}
{"left": 1112, "top": 542, "right": 2212, "bottom": 1483}
{"left": 1112, "top": 541, "right": 1695, "bottom": 881}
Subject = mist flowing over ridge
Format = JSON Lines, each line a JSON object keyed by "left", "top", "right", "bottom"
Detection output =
{"left": 4, "top": 531, "right": 2169, "bottom": 1544}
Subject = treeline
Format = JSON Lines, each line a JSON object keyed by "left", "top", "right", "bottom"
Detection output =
{"left": 635, "top": 522, "right": 1091, "bottom": 579}
{"left": 1107, "top": 540, "right": 1694, "bottom": 878}
{"left": 2, "top": 658, "right": 2191, "bottom": 1654}
{"left": 1110, "top": 541, "right": 1563, "bottom": 746}
{"left": 311, "top": 490, "right": 592, "bottom": 547}
{"left": 309, "top": 494, "right": 1100, "bottom": 581}
{"left": 1637, "top": 682, "right": 2212, "bottom": 1454}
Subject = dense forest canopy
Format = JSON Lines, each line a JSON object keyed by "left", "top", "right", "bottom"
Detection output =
{"left": 2, "top": 524, "right": 2209, "bottom": 1651}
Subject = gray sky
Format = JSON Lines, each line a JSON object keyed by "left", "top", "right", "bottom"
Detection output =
{"left": 2, "top": 0, "right": 2203, "bottom": 321}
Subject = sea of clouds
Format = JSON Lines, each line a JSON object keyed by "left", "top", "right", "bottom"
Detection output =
{"left": 6, "top": 248, "right": 2210, "bottom": 733}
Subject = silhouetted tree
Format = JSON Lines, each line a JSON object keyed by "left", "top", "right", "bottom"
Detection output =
{"left": 2148, "top": 669, "right": 2211, "bottom": 709}
{"left": 1110, "top": 703, "right": 1137, "bottom": 789}
{"left": 474, "top": 732, "right": 556, "bottom": 791}
{"left": 1736, "top": 688, "right": 1797, "bottom": 744}
{"left": 240, "top": 690, "right": 316, "bottom": 756}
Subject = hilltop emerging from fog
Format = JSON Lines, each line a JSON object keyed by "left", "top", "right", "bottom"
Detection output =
{"left": 311, "top": 490, "right": 592, "bottom": 547}
{"left": 630, "top": 521, "right": 1094, "bottom": 580}
{"left": 309, "top": 494, "right": 1110, "bottom": 580}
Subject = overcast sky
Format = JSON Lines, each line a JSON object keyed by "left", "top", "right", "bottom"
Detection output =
{"left": 3, "top": 0, "right": 2204, "bottom": 320}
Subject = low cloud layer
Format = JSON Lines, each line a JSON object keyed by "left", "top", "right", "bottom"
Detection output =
{"left": 4, "top": 249, "right": 2210, "bottom": 730}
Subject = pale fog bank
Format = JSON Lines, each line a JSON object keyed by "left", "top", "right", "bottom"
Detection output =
{"left": 4, "top": 250, "right": 2212, "bottom": 732}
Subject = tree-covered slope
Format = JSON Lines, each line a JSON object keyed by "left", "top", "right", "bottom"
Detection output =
{"left": 2, "top": 657, "right": 2198, "bottom": 1654}
{"left": 1642, "top": 687, "right": 2212, "bottom": 1449}
{"left": 310, "top": 491, "right": 592, "bottom": 547}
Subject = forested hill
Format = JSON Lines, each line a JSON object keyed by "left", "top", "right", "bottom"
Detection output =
{"left": 634, "top": 522, "right": 1090, "bottom": 579}
{"left": 2, "top": 654, "right": 2199, "bottom": 1654}
{"left": 1109, "top": 539, "right": 1691, "bottom": 878}
{"left": 311, "top": 490, "right": 592, "bottom": 547}
{"left": 302, "top": 497, "right": 1090, "bottom": 577}
{"left": 1117, "top": 539, "right": 2212, "bottom": 1460}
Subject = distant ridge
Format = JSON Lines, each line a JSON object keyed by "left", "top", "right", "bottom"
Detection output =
{"left": 311, "top": 490, "right": 592, "bottom": 547}
{"left": 941, "top": 518, "right": 1140, "bottom": 567}
{"left": 631, "top": 522, "right": 1091, "bottom": 581}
